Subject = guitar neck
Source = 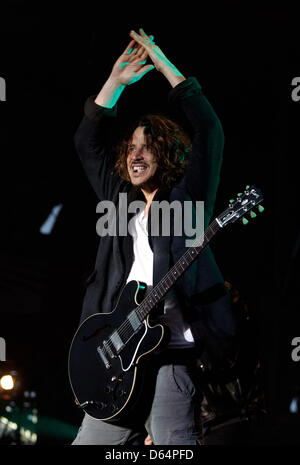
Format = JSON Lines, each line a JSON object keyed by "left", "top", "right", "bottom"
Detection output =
{"left": 136, "top": 218, "right": 221, "bottom": 320}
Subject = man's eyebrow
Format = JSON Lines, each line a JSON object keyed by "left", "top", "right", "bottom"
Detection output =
{"left": 129, "top": 142, "right": 150, "bottom": 146}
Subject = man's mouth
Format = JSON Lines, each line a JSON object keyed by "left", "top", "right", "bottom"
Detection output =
{"left": 131, "top": 163, "right": 148, "bottom": 174}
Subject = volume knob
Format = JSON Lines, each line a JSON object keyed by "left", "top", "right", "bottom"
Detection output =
{"left": 96, "top": 402, "right": 107, "bottom": 410}
{"left": 117, "top": 389, "right": 126, "bottom": 397}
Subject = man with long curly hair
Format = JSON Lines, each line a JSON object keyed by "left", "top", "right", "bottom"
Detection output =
{"left": 72, "top": 29, "right": 235, "bottom": 445}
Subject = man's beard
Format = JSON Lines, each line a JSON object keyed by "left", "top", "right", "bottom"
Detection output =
{"left": 131, "top": 170, "right": 160, "bottom": 191}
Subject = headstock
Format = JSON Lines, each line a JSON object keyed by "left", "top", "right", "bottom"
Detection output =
{"left": 217, "top": 185, "right": 264, "bottom": 228}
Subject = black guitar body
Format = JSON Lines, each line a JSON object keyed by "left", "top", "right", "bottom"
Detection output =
{"left": 68, "top": 281, "right": 164, "bottom": 424}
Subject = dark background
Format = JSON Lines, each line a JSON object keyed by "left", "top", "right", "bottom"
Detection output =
{"left": 0, "top": 0, "right": 299, "bottom": 444}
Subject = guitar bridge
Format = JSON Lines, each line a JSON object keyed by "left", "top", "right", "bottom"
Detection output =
{"left": 97, "top": 345, "right": 111, "bottom": 369}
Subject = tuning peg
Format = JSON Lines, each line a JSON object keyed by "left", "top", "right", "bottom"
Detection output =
{"left": 237, "top": 193, "right": 243, "bottom": 197}
{"left": 229, "top": 199, "right": 235, "bottom": 204}
{"left": 242, "top": 217, "right": 249, "bottom": 225}
{"left": 258, "top": 205, "right": 264, "bottom": 213}
{"left": 250, "top": 211, "right": 257, "bottom": 218}
{"left": 245, "top": 184, "right": 250, "bottom": 190}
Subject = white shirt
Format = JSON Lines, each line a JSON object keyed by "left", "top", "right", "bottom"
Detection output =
{"left": 126, "top": 208, "right": 153, "bottom": 286}
{"left": 126, "top": 208, "right": 195, "bottom": 347}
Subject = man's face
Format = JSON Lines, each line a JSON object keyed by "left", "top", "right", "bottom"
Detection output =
{"left": 126, "top": 126, "right": 159, "bottom": 190}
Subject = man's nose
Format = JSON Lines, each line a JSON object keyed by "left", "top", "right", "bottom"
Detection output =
{"left": 132, "top": 148, "right": 144, "bottom": 159}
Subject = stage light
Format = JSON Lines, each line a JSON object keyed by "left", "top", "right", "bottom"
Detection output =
{"left": 0, "top": 375, "right": 14, "bottom": 391}
{"left": 40, "top": 203, "right": 63, "bottom": 235}
{"left": 289, "top": 397, "right": 298, "bottom": 414}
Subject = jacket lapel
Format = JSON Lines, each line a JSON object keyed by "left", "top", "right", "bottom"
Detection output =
{"left": 147, "top": 188, "right": 171, "bottom": 287}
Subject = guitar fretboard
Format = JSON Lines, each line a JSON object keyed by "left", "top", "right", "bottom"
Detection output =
{"left": 136, "top": 218, "right": 221, "bottom": 320}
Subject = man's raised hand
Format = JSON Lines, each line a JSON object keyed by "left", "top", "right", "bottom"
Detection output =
{"left": 95, "top": 37, "right": 155, "bottom": 108}
{"left": 129, "top": 29, "right": 185, "bottom": 88}
{"left": 110, "top": 38, "right": 155, "bottom": 86}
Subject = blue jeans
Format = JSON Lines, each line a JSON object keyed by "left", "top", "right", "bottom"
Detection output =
{"left": 72, "top": 364, "right": 202, "bottom": 445}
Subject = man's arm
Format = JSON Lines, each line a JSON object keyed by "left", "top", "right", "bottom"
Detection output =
{"left": 74, "top": 104, "right": 120, "bottom": 201}
{"left": 129, "top": 30, "right": 224, "bottom": 223}
{"left": 74, "top": 38, "right": 155, "bottom": 200}
{"left": 169, "top": 78, "right": 224, "bottom": 225}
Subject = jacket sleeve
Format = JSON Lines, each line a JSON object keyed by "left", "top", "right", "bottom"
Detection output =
{"left": 168, "top": 77, "right": 224, "bottom": 224}
{"left": 74, "top": 96, "right": 122, "bottom": 201}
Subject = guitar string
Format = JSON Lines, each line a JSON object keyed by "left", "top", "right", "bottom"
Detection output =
{"left": 103, "top": 241, "right": 207, "bottom": 354}
{"left": 104, "top": 220, "right": 220, "bottom": 352}
{"left": 104, "top": 220, "right": 221, "bottom": 355}
{"left": 104, "top": 220, "right": 221, "bottom": 353}
{"left": 106, "top": 197, "right": 261, "bottom": 351}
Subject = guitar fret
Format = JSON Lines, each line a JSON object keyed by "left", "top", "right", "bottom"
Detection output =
{"left": 165, "top": 274, "right": 174, "bottom": 286}
{"left": 139, "top": 302, "right": 149, "bottom": 319}
{"left": 166, "top": 273, "right": 172, "bottom": 281}
{"left": 178, "top": 261, "right": 185, "bottom": 271}
{"left": 155, "top": 283, "right": 164, "bottom": 298}
{"left": 178, "top": 262, "right": 185, "bottom": 272}
{"left": 186, "top": 248, "right": 196, "bottom": 260}
{"left": 161, "top": 281, "right": 168, "bottom": 292}
{"left": 152, "top": 290, "right": 160, "bottom": 300}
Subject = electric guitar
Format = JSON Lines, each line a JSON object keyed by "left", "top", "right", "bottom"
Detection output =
{"left": 68, "top": 185, "right": 264, "bottom": 422}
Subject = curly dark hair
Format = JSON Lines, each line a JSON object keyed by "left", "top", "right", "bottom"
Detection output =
{"left": 114, "top": 114, "right": 191, "bottom": 188}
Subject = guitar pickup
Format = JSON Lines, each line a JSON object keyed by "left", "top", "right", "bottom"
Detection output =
{"left": 109, "top": 331, "right": 124, "bottom": 354}
{"left": 128, "top": 310, "right": 142, "bottom": 332}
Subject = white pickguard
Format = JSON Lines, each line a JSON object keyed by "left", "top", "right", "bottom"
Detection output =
{"left": 118, "top": 321, "right": 148, "bottom": 372}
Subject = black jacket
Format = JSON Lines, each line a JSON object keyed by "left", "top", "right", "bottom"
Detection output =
{"left": 74, "top": 77, "right": 236, "bottom": 361}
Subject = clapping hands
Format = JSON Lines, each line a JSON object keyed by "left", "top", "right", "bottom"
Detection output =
{"left": 109, "top": 34, "right": 155, "bottom": 86}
